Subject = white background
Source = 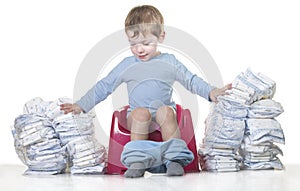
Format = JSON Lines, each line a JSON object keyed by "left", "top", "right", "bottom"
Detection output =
{"left": 0, "top": 0, "right": 299, "bottom": 165}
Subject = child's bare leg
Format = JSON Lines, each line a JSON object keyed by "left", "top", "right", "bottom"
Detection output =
{"left": 156, "top": 106, "right": 180, "bottom": 141}
{"left": 127, "top": 108, "right": 151, "bottom": 140}
{"left": 125, "top": 108, "right": 151, "bottom": 178}
{"left": 156, "top": 106, "right": 184, "bottom": 176}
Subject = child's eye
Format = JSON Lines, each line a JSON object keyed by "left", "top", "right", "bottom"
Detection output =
{"left": 143, "top": 42, "right": 155, "bottom": 46}
{"left": 129, "top": 41, "right": 155, "bottom": 47}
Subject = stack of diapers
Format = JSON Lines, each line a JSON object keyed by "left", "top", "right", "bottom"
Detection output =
{"left": 199, "top": 68, "right": 285, "bottom": 172}
{"left": 241, "top": 100, "right": 284, "bottom": 170}
{"left": 66, "top": 136, "right": 106, "bottom": 174}
{"left": 13, "top": 113, "right": 67, "bottom": 175}
{"left": 12, "top": 97, "right": 106, "bottom": 175}
{"left": 198, "top": 92, "right": 247, "bottom": 172}
{"left": 233, "top": 69, "right": 284, "bottom": 170}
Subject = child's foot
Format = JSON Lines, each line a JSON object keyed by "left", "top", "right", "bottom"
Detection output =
{"left": 124, "top": 163, "right": 146, "bottom": 178}
{"left": 166, "top": 161, "right": 184, "bottom": 176}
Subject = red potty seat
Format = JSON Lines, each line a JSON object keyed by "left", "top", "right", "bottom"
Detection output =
{"left": 106, "top": 104, "right": 200, "bottom": 174}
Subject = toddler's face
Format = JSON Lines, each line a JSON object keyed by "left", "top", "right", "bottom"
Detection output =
{"left": 127, "top": 32, "right": 161, "bottom": 61}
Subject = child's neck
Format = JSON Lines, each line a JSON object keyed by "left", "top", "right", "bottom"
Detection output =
{"left": 155, "top": 51, "right": 161, "bottom": 57}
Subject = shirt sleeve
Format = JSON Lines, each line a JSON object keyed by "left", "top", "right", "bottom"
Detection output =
{"left": 172, "top": 55, "right": 213, "bottom": 101}
{"left": 75, "top": 59, "right": 127, "bottom": 113}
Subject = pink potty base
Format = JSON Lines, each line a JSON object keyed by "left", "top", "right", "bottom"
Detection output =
{"left": 106, "top": 104, "right": 200, "bottom": 174}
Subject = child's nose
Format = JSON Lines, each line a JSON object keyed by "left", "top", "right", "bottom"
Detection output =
{"left": 136, "top": 45, "right": 144, "bottom": 53}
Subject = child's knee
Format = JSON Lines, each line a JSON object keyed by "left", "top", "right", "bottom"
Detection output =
{"left": 156, "top": 106, "right": 176, "bottom": 123}
{"left": 131, "top": 108, "right": 152, "bottom": 122}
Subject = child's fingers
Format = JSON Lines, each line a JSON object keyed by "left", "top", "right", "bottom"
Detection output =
{"left": 62, "top": 107, "right": 72, "bottom": 114}
{"left": 222, "top": 83, "right": 232, "bottom": 91}
{"left": 60, "top": 103, "right": 74, "bottom": 114}
{"left": 227, "top": 83, "right": 232, "bottom": 90}
{"left": 60, "top": 103, "right": 72, "bottom": 110}
{"left": 218, "top": 84, "right": 232, "bottom": 96}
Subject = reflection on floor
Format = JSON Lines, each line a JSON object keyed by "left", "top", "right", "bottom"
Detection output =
{"left": 1, "top": 164, "right": 299, "bottom": 191}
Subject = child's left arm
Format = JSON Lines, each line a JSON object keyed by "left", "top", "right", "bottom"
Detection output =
{"left": 209, "top": 83, "right": 232, "bottom": 102}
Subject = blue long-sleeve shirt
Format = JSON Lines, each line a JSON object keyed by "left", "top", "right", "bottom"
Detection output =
{"left": 76, "top": 53, "right": 212, "bottom": 113}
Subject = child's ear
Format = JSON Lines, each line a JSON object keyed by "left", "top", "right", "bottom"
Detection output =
{"left": 158, "top": 31, "right": 165, "bottom": 43}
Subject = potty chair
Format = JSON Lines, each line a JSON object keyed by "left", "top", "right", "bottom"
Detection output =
{"left": 106, "top": 104, "right": 200, "bottom": 174}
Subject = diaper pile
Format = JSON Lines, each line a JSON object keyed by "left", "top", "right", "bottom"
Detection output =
{"left": 241, "top": 99, "right": 284, "bottom": 170}
{"left": 13, "top": 113, "right": 66, "bottom": 175}
{"left": 198, "top": 94, "right": 247, "bottom": 172}
{"left": 199, "top": 68, "right": 284, "bottom": 172}
{"left": 12, "top": 97, "right": 106, "bottom": 175}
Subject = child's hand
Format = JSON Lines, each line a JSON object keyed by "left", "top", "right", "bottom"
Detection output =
{"left": 60, "top": 103, "right": 83, "bottom": 114}
{"left": 209, "top": 83, "right": 232, "bottom": 103}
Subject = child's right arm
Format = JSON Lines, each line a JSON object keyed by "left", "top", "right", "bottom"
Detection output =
{"left": 60, "top": 103, "right": 83, "bottom": 114}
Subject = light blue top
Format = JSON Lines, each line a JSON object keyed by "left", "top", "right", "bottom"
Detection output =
{"left": 76, "top": 53, "right": 212, "bottom": 113}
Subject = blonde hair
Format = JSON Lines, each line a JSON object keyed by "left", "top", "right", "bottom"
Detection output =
{"left": 125, "top": 5, "right": 164, "bottom": 38}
